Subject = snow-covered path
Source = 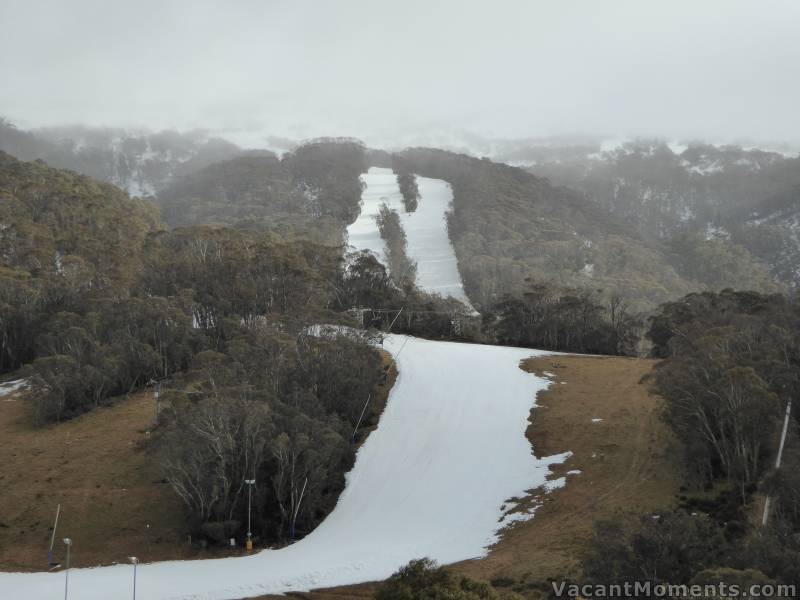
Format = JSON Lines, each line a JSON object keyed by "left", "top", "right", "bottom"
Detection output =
{"left": 347, "top": 167, "right": 473, "bottom": 306}
{"left": 1, "top": 336, "right": 566, "bottom": 600}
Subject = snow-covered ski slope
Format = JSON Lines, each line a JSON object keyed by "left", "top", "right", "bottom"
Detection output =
{"left": 347, "top": 167, "right": 473, "bottom": 306}
{"left": 2, "top": 336, "right": 567, "bottom": 600}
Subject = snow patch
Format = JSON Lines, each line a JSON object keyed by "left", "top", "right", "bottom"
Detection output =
{"left": 0, "top": 379, "right": 27, "bottom": 399}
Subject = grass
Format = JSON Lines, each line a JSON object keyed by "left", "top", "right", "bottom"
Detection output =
{"left": 0, "top": 350, "right": 397, "bottom": 573}
{"left": 0, "top": 387, "right": 191, "bottom": 571}
{"left": 454, "top": 355, "right": 682, "bottom": 596}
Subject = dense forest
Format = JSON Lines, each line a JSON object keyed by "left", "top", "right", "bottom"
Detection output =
{"left": 394, "top": 148, "right": 782, "bottom": 318}
{"left": 156, "top": 137, "right": 367, "bottom": 245}
{"left": 525, "top": 140, "right": 800, "bottom": 290}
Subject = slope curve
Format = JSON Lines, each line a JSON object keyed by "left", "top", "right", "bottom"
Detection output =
{"left": 0, "top": 336, "right": 566, "bottom": 600}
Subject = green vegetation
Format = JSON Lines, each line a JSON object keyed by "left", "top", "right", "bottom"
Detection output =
{"left": 393, "top": 148, "right": 705, "bottom": 314}
{"left": 0, "top": 149, "right": 396, "bottom": 547}
{"left": 649, "top": 290, "right": 798, "bottom": 496}
{"left": 377, "top": 559, "right": 521, "bottom": 600}
{"left": 392, "top": 156, "right": 420, "bottom": 213}
{"left": 0, "top": 117, "right": 242, "bottom": 194}
{"left": 158, "top": 327, "right": 383, "bottom": 542}
{"left": 530, "top": 140, "right": 800, "bottom": 290}
{"left": 0, "top": 150, "right": 160, "bottom": 374}
{"left": 482, "top": 281, "right": 642, "bottom": 355}
{"left": 388, "top": 146, "right": 791, "bottom": 325}
{"left": 157, "top": 137, "right": 367, "bottom": 244}
{"left": 376, "top": 204, "right": 417, "bottom": 288}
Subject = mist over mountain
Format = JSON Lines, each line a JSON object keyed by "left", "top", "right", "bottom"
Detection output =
{"left": 3, "top": 2, "right": 800, "bottom": 597}
{"left": 3, "top": 0, "right": 800, "bottom": 146}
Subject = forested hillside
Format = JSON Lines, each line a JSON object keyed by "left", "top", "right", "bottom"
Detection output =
{"left": 393, "top": 148, "right": 780, "bottom": 317}
{"left": 0, "top": 118, "right": 243, "bottom": 196}
{"left": 0, "top": 151, "right": 397, "bottom": 545}
{"left": 0, "top": 151, "right": 161, "bottom": 372}
{"left": 156, "top": 138, "right": 367, "bottom": 244}
{"left": 526, "top": 140, "right": 800, "bottom": 289}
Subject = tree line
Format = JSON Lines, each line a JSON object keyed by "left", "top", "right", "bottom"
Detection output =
{"left": 0, "top": 148, "right": 402, "bottom": 547}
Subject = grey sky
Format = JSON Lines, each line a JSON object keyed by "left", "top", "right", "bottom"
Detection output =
{"left": 2, "top": 0, "right": 799, "bottom": 145}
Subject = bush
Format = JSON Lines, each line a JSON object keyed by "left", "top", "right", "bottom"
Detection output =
{"left": 376, "top": 559, "right": 521, "bottom": 600}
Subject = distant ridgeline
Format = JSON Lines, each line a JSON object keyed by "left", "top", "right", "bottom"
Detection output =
{"left": 0, "top": 117, "right": 243, "bottom": 196}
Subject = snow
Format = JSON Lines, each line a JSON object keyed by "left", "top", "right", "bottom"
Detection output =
{"left": 704, "top": 224, "right": 730, "bottom": 240}
{"left": 667, "top": 141, "right": 688, "bottom": 155}
{"left": 347, "top": 167, "right": 474, "bottom": 308}
{"left": 346, "top": 167, "right": 398, "bottom": 263}
{"left": 0, "top": 378, "right": 27, "bottom": 398}
{"left": 0, "top": 336, "right": 566, "bottom": 600}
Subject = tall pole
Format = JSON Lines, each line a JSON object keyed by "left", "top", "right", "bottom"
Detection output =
{"left": 763, "top": 399, "right": 792, "bottom": 527}
{"left": 352, "top": 393, "right": 371, "bottom": 443}
{"left": 154, "top": 381, "right": 161, "bottom": 421}
{"left": 290, "top": 477, "right": 308, "bottom": 541}
{"left": 130, "top": 557, "right": 138, "bottom": 600}
{"left": 63, "top": 538, "right": 72, "bottom": 600}
{"left": 48, "top": 504, "right": 61, "bottom": 566}
{"left": 244, "top": 479, "right": 255, "bottom": 551}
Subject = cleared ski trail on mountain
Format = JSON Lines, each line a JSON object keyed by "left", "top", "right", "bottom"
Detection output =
{"left": 1, "top": 336, "right": 566, "bottom": 600}
{"left": 347, "top": 167, "right": 473, "bottom": 306}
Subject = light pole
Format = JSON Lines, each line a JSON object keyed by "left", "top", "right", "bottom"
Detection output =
{"left": 63, "top": 538, "right": 72, "bottom": 600}
{"left": 244, "top": 479, "right": 256, "bottom": 552}
{"left": 129, "top": 556, "right": 139, "bottom": 600}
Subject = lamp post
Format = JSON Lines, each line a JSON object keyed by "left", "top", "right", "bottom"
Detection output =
{"left": 244, "top": 479, "right": 256, "bottom": 552}
{"left": 63, "top": 538, "right": 72, "bottom": 600}
{"left": 129, "top": 556, "right": 139, "bottom": 600}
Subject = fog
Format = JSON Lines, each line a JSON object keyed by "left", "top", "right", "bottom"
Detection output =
{"left": 2, "top": 0, "right": 799, "bottom": 147}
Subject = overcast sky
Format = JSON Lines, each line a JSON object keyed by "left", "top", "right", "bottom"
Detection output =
{"left": 2, "top": 0, "right": 799, "bottom": 146}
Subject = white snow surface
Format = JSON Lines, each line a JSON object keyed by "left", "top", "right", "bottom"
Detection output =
{"left": 0, "top": 378, "right": 27, "bottom": 397}
{"left": 347, "top": 167, "right": 473, "bottom": 308}
{"left": 1, "top": 335, "right": 566, "bottom": 600}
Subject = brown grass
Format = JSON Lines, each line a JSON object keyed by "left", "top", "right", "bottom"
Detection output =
{"left": 0, "top": 388, "right": 192, "bottom": 571}
{"left": 455, "top": 355, "right": 682, "bottom": 594}
{"left": 0, "top": 350, "right": 397, "bottom": 573}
